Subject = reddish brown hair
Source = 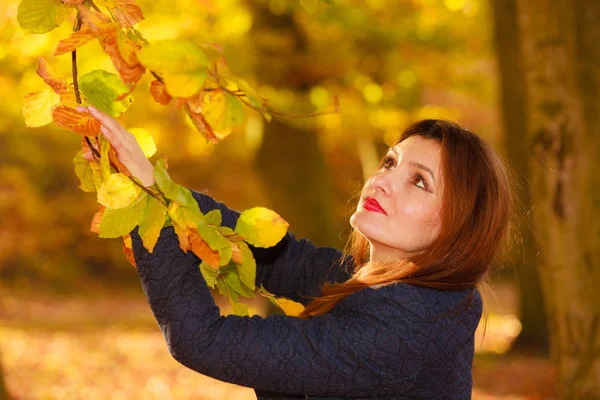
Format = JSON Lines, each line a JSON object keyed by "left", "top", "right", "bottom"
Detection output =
{"left": 297, "top": 119, "right": 518, "bottom": 320}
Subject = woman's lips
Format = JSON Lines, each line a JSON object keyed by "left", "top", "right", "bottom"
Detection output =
{"left": 363, "top": 196, "right": 387, "bottom": 215}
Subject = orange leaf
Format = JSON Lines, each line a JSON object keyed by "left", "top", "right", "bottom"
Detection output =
{"left": 98, "top": 27, "right": 145, "bottom": 85}
{"left": 63, "top": 0, "right": 85, "bottom": 4}
{"left": 59, "top": 86, "right": 80, "bottom": 109}
{"left": 186, "top": 106, "right": 218, "bottom": 143}
{"left": 54, "top": 28, "right": 97, "bottom": 56}
{"left": 52, "top": 105, "right": 101, "bottom": 136}
{"left": 122, "top": 233, "right": 137, "bottom": 267}
{"left": 108, "top": 147, "right": 131, "bottom": 175}
{"left": 36, "top": 58, "right": 67, "bottom": 94}
{"left": 189, "top": 230, "right": 220, "bottom": 269}
{"left": 77, "top": 6, "right": 113, "bottom": 34}
{"left": 112, "top": 0, "right": 145, "bottom": 28}
{"left": 90, "top": 205, "right": 105, "bottom": 233}
{"left": 187, "top": 91, "right": 204, "bottom": 113}
{"left": 150, "top": 80, "right": 172, "bottom": 105}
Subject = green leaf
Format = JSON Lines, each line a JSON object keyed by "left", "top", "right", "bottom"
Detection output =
{"left": 138, "top": 194, "right": 167, "bottom": 253}
{"left": 234, "top": 207, "right": 289, "bottom": 248}
{"left": 216, "top": 276, "right": 238, "bottom": 302}
{"left": 195, "top": 221, "right": 230, "bottom": 250}
{"left": 78, "top": 70, "right": 133, "bottom": 117}
{"left": 195, "top": 221, "right": 232, "bottom": 266}
{"left": 235, "top": 241, "right": 256, "bottom": 291}
{"left": 99, "top": 192, "right": 148, "bottom": 238}
{"left": 154, "top": 158, "right": 193, "bottom": 205}
{"left": 17, "top": 0, "right": 68, "bottom": 34}
{"left": 73, "top": 151, "right": 96, "bottom": 193}
{"left": 222, "top": 268, "right": 255, "bottom": 298}
{"left": 200, "top": 261, "right": 219, "bottom": 288}
{"left": 205, "top": 209, "right": 222, "bottom": 226}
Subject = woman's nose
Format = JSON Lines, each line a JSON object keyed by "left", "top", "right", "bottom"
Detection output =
{"left": 371, "top": 172, "right": 391, "bottom": 196}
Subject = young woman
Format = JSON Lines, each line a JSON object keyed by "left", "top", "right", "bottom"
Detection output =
{"left": 80, "top": 106, "right": 514, "bottom": 399}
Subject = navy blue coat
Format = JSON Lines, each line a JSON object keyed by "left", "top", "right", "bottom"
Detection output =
{"left": 129, "top": 188, "right": 482, "bottom": 399}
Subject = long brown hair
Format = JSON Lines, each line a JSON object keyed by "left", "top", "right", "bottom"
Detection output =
{"left": 297, "top": 119, "right": 518, "bottom": 320}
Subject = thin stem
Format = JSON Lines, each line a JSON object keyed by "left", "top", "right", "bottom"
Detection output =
{"left": 87, "top": 0, "right": 102, "bottom": 12}
{"left": 208, "top": 68, "right": 340, "bottom": 120}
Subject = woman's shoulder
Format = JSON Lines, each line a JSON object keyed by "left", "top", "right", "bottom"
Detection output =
{"left": 339, "top": 282, "right": 483, "bottom": 329}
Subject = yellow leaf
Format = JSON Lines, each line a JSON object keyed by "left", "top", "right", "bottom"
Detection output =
{"left": 127, "top": 127, "right": 157, "bottom": 158}
{"left": 202, "top": 89, "right": 246, "bottom": 139}
{"left": 138, "top": 194, "right": 167, "bottom": 253}
{"left": 273, "top": 297, "right": 305, "bottom": 317}
{"left": 162, "top": 71, "right": 206, "bottom": 98}
{"left": 97, "top": 173, "right": 142, "bottom": 209}
{"left": 22, "top": 89, "right": 60, "bottom": 127}
{"left": 234, "top": 207, "right": 289, "bottom": 248}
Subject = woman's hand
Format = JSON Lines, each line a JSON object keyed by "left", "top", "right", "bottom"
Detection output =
{"left": 77, "top": 105, "right": 156, "bottom": 188}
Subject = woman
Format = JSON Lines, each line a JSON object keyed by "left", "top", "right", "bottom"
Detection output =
{"left": 80, "top": 105, "right": 514, "bottom": 399}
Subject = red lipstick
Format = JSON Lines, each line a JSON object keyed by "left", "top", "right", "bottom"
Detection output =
{"left": 363, "top": 196, "right": 387, "bottom": 215}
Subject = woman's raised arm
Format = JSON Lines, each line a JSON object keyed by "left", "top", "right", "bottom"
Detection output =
{"left": 162, "top": 187, "right": 354, "bottom": 305}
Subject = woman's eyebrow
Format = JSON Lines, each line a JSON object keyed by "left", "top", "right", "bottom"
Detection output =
{"left": 389, "top": 147, "right": 436, "bottom": 183}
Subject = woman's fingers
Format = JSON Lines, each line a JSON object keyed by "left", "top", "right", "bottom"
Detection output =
{"left": 77, "top": 105, "right": 126, "bottom": 150}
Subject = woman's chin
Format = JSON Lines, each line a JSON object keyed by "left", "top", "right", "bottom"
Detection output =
{"left": 350, "top": 212, "right": 379, "bottom": 240}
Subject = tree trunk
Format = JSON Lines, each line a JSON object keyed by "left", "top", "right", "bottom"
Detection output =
{"left": 507, "top": 0, "right": 600, "bottom": 397}
{"left": 490, "top": 0, "right": 550, "bottom": 354}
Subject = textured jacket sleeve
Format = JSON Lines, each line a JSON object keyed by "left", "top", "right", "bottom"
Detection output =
{"left": 129, "top": 224, "right": 425, "bottom": 397}
{"left": 183, "top": 187, "right": 354, "bottom": 305}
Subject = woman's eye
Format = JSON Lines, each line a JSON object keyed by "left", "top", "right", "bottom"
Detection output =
{"left": 382, "top": 156, "right": 395, "bottom": 169}
{"left": 412, "top": 173, "right": 429, "bottom": 191}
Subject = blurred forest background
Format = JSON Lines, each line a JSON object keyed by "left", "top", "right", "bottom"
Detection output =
{"left": 1, "top": 0, "right": 598, "bottom": 399}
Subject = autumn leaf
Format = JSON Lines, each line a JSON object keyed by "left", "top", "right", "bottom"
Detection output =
{"left": 234, "top": 207, "right": 289, "bottom": 248}
{"left": 189, "top": 230, "right": 221, "bottom": 269}
{"left": 204, "top": 209, "right": 222, "bottom": 226}
{"left": 97, "top": 173, "right": 142, "bottom": 209}
{"left": 90, "top": 205, "right": 106, "bottom": 234}
{"left": 258, "top": 285, "right": 305, "bottom": 317}
{"left": 137, "top": 194, "right": 167, "bottom": 253}
{"left": 99, "top": 27, "right": 145, "bottom": 85}
{"left": 17, "top": 0, "right": 69, "bottom": 34}
{"left": 73, "top": 150, "right": 97, "bottom": 192}
{"left": 149, "top": 80, "right": 172, "bottom": 105}
{"left": 111, "top": 0, "right": 145, "bottom": 28}
{"left": 201, "top": 89, "right": 246, "bottom": 140}
{"left": 36, "top": 58, "right": 67, "bottom": 94}
{"left": 138, "top": 40, "right": 208, "bottom": 98}
{"left": 199, "top": 261, "right": 219, "bottom": 288}
{"left": 127, "top": 128, "right": 156, "bottom": 158}
{"left": 78, "top": 70, "right": 133, "bottom": 117}
{"left": 52, "top": 105, "right": 102, "bottom": 136}
{"left": 186, "top": 106, "right": 218, "bottom": 143}
{"left": 76, "top": 6, "right": 113, "bottom": 34}
{"left": 271, "top": 297, "right": 305, "bottom": 317}
{"left": 98, "top": 192, "right": 147, "bottom": 238}
{"left": 22, "top": 89, "right": 60, "bottom": 127}
{"left": 122, "top": 233, "right": 137, "bottom": 267}
{"left": 232, "top": 241, "right": 256, "bottom": 291}
{"left": 53, "top": 28, "right": 97, "bottom": 56}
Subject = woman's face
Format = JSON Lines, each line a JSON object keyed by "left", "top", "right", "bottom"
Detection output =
{"left": 350, "top": 135, "right": 444, "bottom": 262}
